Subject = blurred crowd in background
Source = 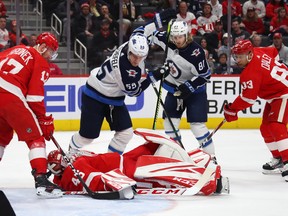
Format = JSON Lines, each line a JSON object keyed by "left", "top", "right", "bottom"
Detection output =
{"left": 1, "top": 0, "right": 288, "bottom": 75}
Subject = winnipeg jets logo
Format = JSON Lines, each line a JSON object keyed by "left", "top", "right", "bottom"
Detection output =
{"left": 166, "top": 61, "right": 181, "bottom": 79}
{"left": 191, "top": 48, "right": 200, "bottom": 57}
{"left": 127, "top": 69, "right": 138, "bottom": 77}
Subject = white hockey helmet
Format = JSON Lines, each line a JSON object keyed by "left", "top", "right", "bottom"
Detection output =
{"left": 127, "top": 34, "right": 149, "bottom": 57}
{"left": 169, "top": 20, "right": 189, "bottom": 42}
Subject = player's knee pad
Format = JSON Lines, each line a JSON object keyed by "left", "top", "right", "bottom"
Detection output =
{"left": 108, "top": 127, "right": 133, "bottom": 154}
{"left": 26, "top": 137, "right": 46, "bottom": 162}
{"left": 26, "top": 137, "right": 46, "bottom": 149}
{"left": 70, "top": 132, "right": 94, "bottom": 149}
{"left": 164, "top": 118, "right": 181, "bottom": 142}
{"left": 267, "top": 122, "right": 288, "bottom": 141}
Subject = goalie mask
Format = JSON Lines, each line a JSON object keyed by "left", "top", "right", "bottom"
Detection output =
{"left": 47, "top": 150, "right": 66, "bottom": 176}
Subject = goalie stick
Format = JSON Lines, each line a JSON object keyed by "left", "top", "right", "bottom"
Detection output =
{"left": 50, "top": 135, "right": 121, "bottom": 200}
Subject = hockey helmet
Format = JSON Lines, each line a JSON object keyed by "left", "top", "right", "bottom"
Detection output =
{"left": 232, "top": 40, "right": 253, "bottom": 55}
{"left": 36, "top": 32, "right": 59, "bottom": 60}
{"left": 47, "top": 150, "right": 65, "bottom": 176}
{"left": 169, "top": 20, "right": 189, "bottom": 45}
{"left": 170, "top": 20, "right": 189, "bottom": 38}
{"left": 127, "top": 34, "right": 149, "bottom": 57}
{"left": 36, "top": 32, "right": 59, "bottom": 51}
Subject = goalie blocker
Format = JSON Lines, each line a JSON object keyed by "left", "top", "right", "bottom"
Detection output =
{"left": 48, "top": 129, "right": 229, "bottom": 198}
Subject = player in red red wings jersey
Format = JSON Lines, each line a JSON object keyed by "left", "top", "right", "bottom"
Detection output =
{"left": 0, "top": 32, "right": 63, "bottom": 197}
{"left": 224, "top": 40, "right": 288, "bottom": 181}
{"left": 48, "top": 129, "right": 230, "bottom": 196}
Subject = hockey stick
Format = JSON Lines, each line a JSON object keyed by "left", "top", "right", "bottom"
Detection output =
{"left": 199, "top": 119, "right": 226, "bottom": 148}
{"left": 149, "top": 77, "right": 185, "bottom": 149}
{"left": 63, "top": 167, "right": 215, "bottom": 196}
{"left": 152, "top": 20, "right": 173, "bottom": 130}
{"left": 50, "top": 135, "right": 120, "bottom": 200}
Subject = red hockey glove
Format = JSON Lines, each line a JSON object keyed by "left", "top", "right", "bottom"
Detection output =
{"left": 224, "top": 103, "right": 238, "bottom": 122}
{"left": 38, "top": 115, "right": 54, "bottom": 141}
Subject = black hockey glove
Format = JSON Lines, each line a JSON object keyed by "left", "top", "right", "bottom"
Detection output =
{"left": 148, "top": 63, "right": 170, "bottom": 83}
{"left": 175, "top": 80, "right": 195, "bottom": 99}
{"left": 154, "top": 8, "right": 177, "bottom": 29}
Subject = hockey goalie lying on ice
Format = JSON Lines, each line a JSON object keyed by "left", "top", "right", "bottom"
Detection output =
{"left": 47, "top": 129, "right": 229, "bottom": 199}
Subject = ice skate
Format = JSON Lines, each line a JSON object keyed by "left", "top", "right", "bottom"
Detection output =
{"left": 215, "top": 176, "right": 230, "bottom": 194}
{"left": 281, "top": 163, "right": 288, "bottom": 182}
{"left": 262, "top": 157, "right": 283, "bottom": 174}
{"left": 32, "top": 170, "right": 63, "bottom": 198}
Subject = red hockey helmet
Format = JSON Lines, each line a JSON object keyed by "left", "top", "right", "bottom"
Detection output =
{"left": 232, "top": 40, "right": 253, "bottom": 55}
{"left": 36, "top": 32, "right": 59, "bottom": 52}
{"left": 47, "top": 150, "right": 65, "bottom": 176}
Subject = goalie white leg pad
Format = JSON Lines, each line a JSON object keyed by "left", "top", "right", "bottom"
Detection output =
{"left": 188, "top": 149, "right": 211, "bottom": 167}
{"left": 108, "top": 128, "right": 133, "bottom": 154}
{"left": 134, "top": 155, "right": 217, "bottom": 195}
{"left": 36, "top": 187, "right": 63, "bottom": 199}
{"left": 134, "top": 128, "right": 193, "bottom": 163}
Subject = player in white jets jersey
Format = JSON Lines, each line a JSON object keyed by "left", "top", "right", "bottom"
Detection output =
{"left": 138, "top": 20, "right": 216, "bottom": 159}
{"left": 68, "top": 33, "right": 169, "bottom": 155}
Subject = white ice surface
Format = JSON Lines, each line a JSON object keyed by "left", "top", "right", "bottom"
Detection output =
{"left": 0, "top": 129, "right": 287, "bottom": 216}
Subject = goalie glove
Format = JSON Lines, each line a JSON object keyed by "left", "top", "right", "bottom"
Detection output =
{"left": 223, "top": 103, "right": 238, "bottom": 122}
{"left": 101, "top": 169, "right": 136, "bottom": 199}
{"left": 154, "top": 8, "right": 177, "bottom": 29}
{"left": 148, "top": 63, "right": 170, "bottom": 83}
{"left": 38, "top": 114, "right": 54, "bottom": 141}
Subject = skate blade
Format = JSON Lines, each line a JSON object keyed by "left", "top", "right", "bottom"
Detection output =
{"left": 262, "top": 168, "right": 282, "bottom": 175}
{"left": 36, "top": 187, "right": 63, "bottom": 199}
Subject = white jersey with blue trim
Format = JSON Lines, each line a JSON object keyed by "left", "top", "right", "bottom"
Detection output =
{"left": 140, "top": 23, "right": 211, "bottom": 93}
{"left": 86, "top": 42, "right": 147, "bottom": 105}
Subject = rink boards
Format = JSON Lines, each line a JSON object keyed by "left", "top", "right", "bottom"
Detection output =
{"left": 45, "top": 75, "right": 264, "bottom": 131}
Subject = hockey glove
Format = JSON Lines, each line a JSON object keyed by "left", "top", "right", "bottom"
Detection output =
{"left": 175, "top": 80, "right": 195, "bottom": 99}
{"left": 38, "top": 114, "right": 54, "bottom": 141}
{"left": 224, "top": 103, "right": 238, "bottom": 122}
{"left": 148, "top": 64, "right": 170, "bottom": 83}
{"left": 154, "top": 8, "right": 177, "bottom": 29}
